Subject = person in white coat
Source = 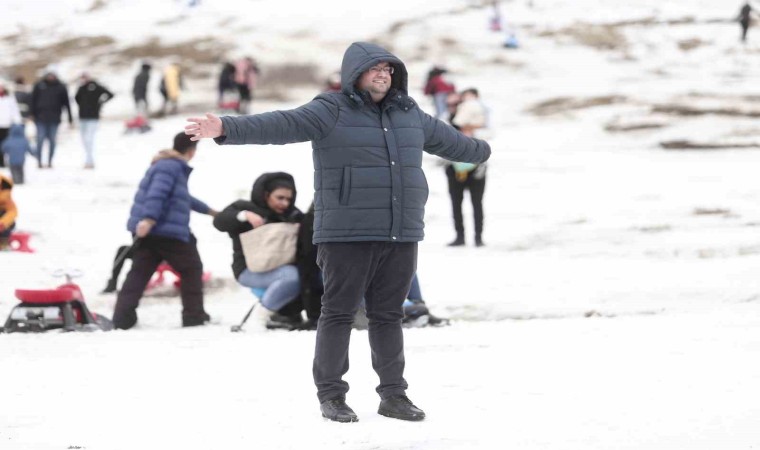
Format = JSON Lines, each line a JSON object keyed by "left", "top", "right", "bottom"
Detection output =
{"left": 0, "top": 81, "right": 23, "bottom": 168}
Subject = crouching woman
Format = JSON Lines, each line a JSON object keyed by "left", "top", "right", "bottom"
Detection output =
{"left": 214, "top": 172, "right": 303, "bottom": 328}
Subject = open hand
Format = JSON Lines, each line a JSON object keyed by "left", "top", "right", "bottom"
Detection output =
{"left": 185, "top": 113, "right": 223, "bottom": 141}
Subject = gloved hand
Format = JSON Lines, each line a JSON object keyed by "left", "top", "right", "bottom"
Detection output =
{"left": 135, "top": 219, "right": 155, "bottom": 238}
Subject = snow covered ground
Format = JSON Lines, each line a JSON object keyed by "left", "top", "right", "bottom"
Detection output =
{"left": 2, "top": 0, "right": 760, "bottom": 448}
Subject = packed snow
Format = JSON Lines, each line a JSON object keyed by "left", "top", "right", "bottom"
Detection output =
{"left": 1, "top": 0, "right": 760, "bottom": 449}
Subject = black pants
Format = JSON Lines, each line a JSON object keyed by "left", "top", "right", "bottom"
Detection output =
{"left": 313, "top": 242, "right": 417, "bottom": 403}
{"left": 0, "top": 128, "right": 8, "bottom": 168}
{"left": 112, "top": 235, "right": 206, "bottom": 329}
{"left": 446, "top": 165, "right": 486, "bottom": 237}
{"left": 742, "top": 22, "right": 750, "bottom": 42}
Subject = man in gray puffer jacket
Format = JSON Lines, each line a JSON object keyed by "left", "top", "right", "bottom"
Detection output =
{"left": 186, "top": 42, "right": 490, "bottom": 423}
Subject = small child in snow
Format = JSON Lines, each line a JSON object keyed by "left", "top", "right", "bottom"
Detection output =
{"left": 1, "top": 124, "right": 35, "bottom": 184}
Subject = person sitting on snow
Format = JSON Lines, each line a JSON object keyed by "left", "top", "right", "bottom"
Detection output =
{"left": 213, "top": 172, "right": 305, "bottom": 330}
{"left": 0, "top": 174, "right": 17, "bottom": 250}
{"left": 112, "top": 132, "right": 217, "bottom": 329}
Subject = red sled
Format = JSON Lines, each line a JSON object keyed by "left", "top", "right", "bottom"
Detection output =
{"left": 3, "top": 272, "right": 113, "bottom": 333}
{"left": 125, "top": 115, "right": 151, "bottom": 134}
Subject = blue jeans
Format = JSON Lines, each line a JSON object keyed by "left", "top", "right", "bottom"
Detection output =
{"left": 237, "top": 265, "right": 300, "bottom": 311}
{"left": 35, "top": 122, "right": 59, "bottom": 166}
{"left": 79, "top": 119, "right": 98, "bottom": 166}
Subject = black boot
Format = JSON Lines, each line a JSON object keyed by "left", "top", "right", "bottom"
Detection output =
{"left": 320, "top": 399, "right": 359, "bottom": 423}
{"left": 378, "top": 395, "right": 425, "bottom": 421}
{"left": 101, "top": 279, "right": 118, "bottom": 294}
{"left": 475, "top": 234, "right": 485, "bottom": 247}
{"left": 447, "top": 233, "right": 465, "bottom": 247}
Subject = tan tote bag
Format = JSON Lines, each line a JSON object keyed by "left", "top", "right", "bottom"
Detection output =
{"left": 239, "top": 222, "right": 300, "bottom": 272}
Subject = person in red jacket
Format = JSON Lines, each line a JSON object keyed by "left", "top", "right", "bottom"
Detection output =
{"left": 423, "top": 66, "right": 455, "bottom": 119}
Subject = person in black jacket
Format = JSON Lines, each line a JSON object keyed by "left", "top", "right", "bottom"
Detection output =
{"left": 13, "top": 77, "right": 32, "bottom": 121}
{"left": 739, "top": 2, "right": 755, "bottom": 42}
{"left": 186, "top": 42, "right": 490, "bottom": 424}
{"left": 213, "top": 172, "right": 304, "bottom": 330}
{"left": 74, "top": 73, "right": 114, "bottom": 169}
{"left": 30, "top": 72, "right": 72, "bottom": 168}
{"left": 132, "top": 63, "right": 151, "bottom": 116}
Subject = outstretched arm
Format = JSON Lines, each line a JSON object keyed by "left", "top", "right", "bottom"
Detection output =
{"left": 185, "top": 96, "right": 339, "bottom": 145}
{"left": 420, "top": 110, "right": 491, "bottom": 163}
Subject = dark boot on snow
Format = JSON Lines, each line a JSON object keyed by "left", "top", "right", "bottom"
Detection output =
{"left": 321, "top": 399, "right": 358, "bottom": 423}
{"left": 447, "top": 233, "right": 465, "bottom": 247}
{"left": 378, "top": 395, "right": 426, "bottom": 421}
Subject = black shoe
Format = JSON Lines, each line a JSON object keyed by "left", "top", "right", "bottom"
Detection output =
{"left": 378, "top": 395, "right": 425, "bottom": 421}
{"left": 182, "top": 312, "right": 211, "bottom": 327}
{"left": 447, "top": 235, "right": 465, "bottom": 247}
{"left": 475, "top": 235, "right": 485, "bottom": 247}
{"left": 294, "top": 318, "right": 319, "bottom": 331}
{"left": 101, "top": 279, "right": 117, "bottom": 294}
{"left": 266, "top": 313, "right": 303, "bottom": 330}
{"left": 320, "top": 399, "right": 359, "bottom": 423}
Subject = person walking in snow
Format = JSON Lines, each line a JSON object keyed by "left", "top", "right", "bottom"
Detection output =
{"left": 233, "top": 57, "right": 260, "bottom": 114}
{"left": 160, "top": 61, "right": 183, "bottom": 115}
{"left": 30, "top": 71, "right": 73, "bottom": 168}
{"left": 13, "top": 77, "right": 32, "bottom": 121}
{"left": 1, "top": 124, "right": 34, "bottom": 184}
{"left": 738, "top": 2, "right": 756, "bottom": 43}
{"left": 0, "top": 80, "right": 22, "bottom": 168}
{"left": 185, "top": 41, "right": 490, "bottom": 423}
{"left": 213, "top": 172, "right": 305, "bottom": 330}
{"left": 446, "top": 88, "right": 489, "bottom": 247}
{"left": 132, "top": 62, "right": 151, "bottom": 117}
{"left": 74, "top": 73, "right": 114, "bottom": 169}
{"left": 423, "top": 66, "right": 456, "bottom": 119}
{"left": 112, "top": 132, "right": 217, "bottom": 330}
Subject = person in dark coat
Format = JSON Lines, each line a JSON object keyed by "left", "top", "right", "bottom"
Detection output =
{"left": 13, "top": 77, "right": 32, "bottom": 121}
{"left": 30, "top": 72, "right": 72, "bottom": 168}
{"left": 213, "top": 172, "right": 305, "bottom": 330}
{"left": 74, "top": 73, "right": 114, "bottom": 169}
{"left": 1, "top": 124, "right": 34, "bottom": 184}
{"left": 132, "top": 63, "right": 151, "bottom": 116}
{"left": 217, "top": 62, "right": 237, "bottom": 106}
{"left": 186, "top": 41, "right": 490, "bottom": 423}
{"left": 739, "top": 2, "right": 755, "bottom": 42}
{"left": 112, "top": 132, "right": 217, "bottom": 330}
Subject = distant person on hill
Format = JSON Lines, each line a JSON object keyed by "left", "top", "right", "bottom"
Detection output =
{"left": 75, "top": 73, "right": 114, "bottom": 169}
{"left": 234, "top": 57, "right": 260, "bottom": 114}
{"left": 160, "top": 62, "right": 183, "bottom": 115}
{"left": 133, "top": 62, "right": 151, "bottom": 117}
{"left": 30, "top": 71, "right": 73, "bottom": 168}
{"left": 423, "top": 66, "right": 456, "bottom": 119}
{"left": 13, "top": 77, "right": 32, "bottom": 121}
{"left": 0, "top": 80, "right": 22, "bottom": 168}
{"left": 738, "top": 2, "right": 756, "bottom": 43}
{"left": 217, "top": 61, "right": 237, "bottom": 107}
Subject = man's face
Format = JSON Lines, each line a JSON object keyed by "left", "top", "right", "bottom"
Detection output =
{"left": 356, "top": 62, "right": 393, "bottom": 100}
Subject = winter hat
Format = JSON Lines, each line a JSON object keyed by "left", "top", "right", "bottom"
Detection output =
{"left": 173, "top": 132, "right": 197, "bottom": 154}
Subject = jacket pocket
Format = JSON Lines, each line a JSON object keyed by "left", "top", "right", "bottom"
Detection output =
{"left": 339, "top": 166, "right": 352, "bottom": 206}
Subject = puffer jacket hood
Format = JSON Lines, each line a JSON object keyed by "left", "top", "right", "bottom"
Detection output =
{"left": 341, "top": 42, "right": 408, "bottom": 98}
{"left": 8, "top": 123, "right": 25, "bottom": 138}
{"left": 151, "top": 149, "right": 188, "bottom": 164}
{"left": 250, "top": 171, "right": 297, "bottom": 215}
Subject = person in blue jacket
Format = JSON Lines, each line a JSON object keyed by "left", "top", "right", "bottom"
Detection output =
{"left": 1, "top": 124, "right": 34, "bottom": 184}
{"left": 185, "top": 42, "right": 490, "bottom": 423}
{"left": 112, "top": 132, "right": 217, "bottom": 330}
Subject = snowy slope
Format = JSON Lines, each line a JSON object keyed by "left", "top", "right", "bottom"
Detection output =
{"left": 1, "top": 0, "right": 760, "bottom": 449}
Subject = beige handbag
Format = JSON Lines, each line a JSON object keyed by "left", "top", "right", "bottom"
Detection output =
{"left": 239, "top": 222, "right": 300, "bottom": 272}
